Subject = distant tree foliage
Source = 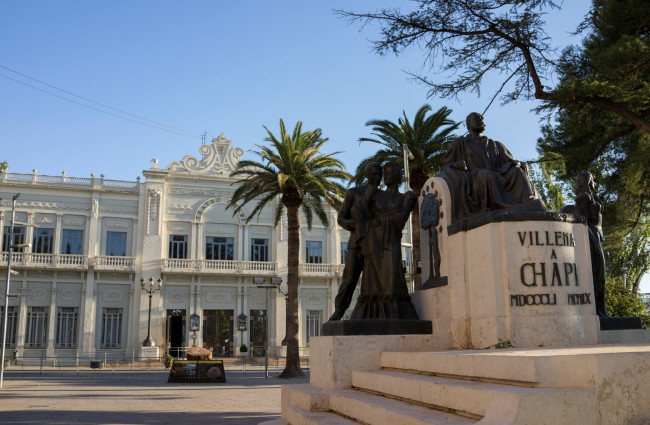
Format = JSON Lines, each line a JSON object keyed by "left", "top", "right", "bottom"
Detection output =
{"left": 606, "top": 276, "right": 650, "bottom": 328}
{"left": 535, "top": 1, "right": 650, "bottom": 302}
{"left": 337, "top": 0, "right": 650, "bottom": 132}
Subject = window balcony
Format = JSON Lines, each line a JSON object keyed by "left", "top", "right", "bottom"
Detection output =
{"left": 0, "top": 252, "right": 88, "bottom": 270}
{"left": 94, "top": 256, "right": 136, "bottom": 271}
{"left": 299, "top": 263, "right": 337, "bottom": 277}
{"left": 161, "top": 259, "right": 278, "bottom": 275}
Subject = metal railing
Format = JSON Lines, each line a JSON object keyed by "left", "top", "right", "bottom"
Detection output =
{"left": 1, "top": 348, "right": 310, "bottom": 374}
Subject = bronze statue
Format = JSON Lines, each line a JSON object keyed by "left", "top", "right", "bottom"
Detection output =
{"left": 350, "top": 161, "right": 419, "bottom": 319}
{"left": 561, "top": 172, "right": 609, "bottom": 317}
{"left": 438, "top": 112, "right": 546, "bottom": 222}
{"left": 420, "top": 190, "right": 448, "bottom": 289}
{"left": 328, "top": 162, "right": 383, "bottom": 321}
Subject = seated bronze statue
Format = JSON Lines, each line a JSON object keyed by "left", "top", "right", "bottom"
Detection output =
{"left": 437, "top": 112, "right": 546, "bottom": 223}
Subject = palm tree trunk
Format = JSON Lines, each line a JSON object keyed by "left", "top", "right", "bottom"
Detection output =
{"left": 278, "top": 204, "right": 305, "bottom": 378}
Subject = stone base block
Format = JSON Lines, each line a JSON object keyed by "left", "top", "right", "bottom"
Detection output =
{"left": 600, "top": 329, "right": 650, "bottom": 344}
{"left": 310, "top": 334, "right": 450, "bottom": 390}
{"left": 600, "top": 316, "right": 643, "bottom": 330}
{"left": 321, "top": 319, "right": 432, "bottom": 336}
{"left": 138, "top": 346, "right": 160, "bottom": 361}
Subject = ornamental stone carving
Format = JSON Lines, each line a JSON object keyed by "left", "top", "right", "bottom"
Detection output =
{"left": 165, "top": 133, "right": 244, "bottom": 176}
{"left": 147, "top": 188, "right": 162, "bottom": 235}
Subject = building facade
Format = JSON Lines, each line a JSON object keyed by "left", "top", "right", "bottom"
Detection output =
{"left": 0, "top": 135, "right": 355, "bottom": 362}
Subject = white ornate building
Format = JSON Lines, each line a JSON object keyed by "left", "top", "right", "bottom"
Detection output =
{"left": 0, "top": 135, "right": 355, "bottom": 362}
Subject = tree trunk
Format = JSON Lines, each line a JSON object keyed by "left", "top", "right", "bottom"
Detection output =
{"left": 278, "top": 204, "right": 305, "bottom": 378}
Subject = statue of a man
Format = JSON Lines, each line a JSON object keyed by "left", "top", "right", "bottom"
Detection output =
{"left": 328, "top": 162, "right": 383, "bottom": 321}
{"left": 438, "top": 112, "right": 546, "bottom": 222}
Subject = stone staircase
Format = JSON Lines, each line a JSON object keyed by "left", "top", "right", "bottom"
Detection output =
{"left": 266, "top": 345, "right": 650, "bottom": 425}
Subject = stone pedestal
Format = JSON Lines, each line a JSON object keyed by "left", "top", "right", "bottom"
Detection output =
{"left": 138, "top": 346, "right": 160, "bottom": 361}
{"left": 415, "top": 177, "right": 600, "bottom": 349}
{"left": 322, "top": 319, "right": 432, "bottom": 336}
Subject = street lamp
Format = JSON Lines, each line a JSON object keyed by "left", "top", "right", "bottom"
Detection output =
{"left": 254, "top": 276, "right": 282, "bottom": 378}
{"left": 1, "top": 194, "right": 32, "bottom": 389}
{"left": 140, "top": 277, "right": 163, "bottom": 347}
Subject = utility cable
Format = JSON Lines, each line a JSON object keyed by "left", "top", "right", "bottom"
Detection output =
{"left": 0, "top": 65, "right": 202, "bottom": 138}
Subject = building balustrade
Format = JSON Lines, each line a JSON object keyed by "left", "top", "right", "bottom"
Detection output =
{"left": 0, "top": 252, "right": 88, "bottom": 270}
{"left": 299, "top": 263, "right": 337, "bottom": 276}
{"left": 161, "top": 258, "right": 278, "bottom": 275}
{"left": 0, "top": 171, "right": 139, "bottom": 192}
{"left": 94, "top": 256, "right": 136, "bottom": 271}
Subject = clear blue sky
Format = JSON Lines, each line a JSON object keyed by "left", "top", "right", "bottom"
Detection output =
{"left": 2, "top": 1, "right": 646, "bottom": 291}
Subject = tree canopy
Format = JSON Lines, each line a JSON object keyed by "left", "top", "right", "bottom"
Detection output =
{"left": 531, "top": 0, "right": 650, "bottom": 313}
{"left": 337, "top": 0, "right": 650, "bottom": 132}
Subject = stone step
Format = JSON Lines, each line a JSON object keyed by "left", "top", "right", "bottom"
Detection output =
{"left": 379, "top": 347, "right": 629, "bottom": 387}
{"left": 285, "top": 405, "right": 360, "bottom": 425}
{"left": 350, "top": 369, "right": 597, "bottom": 421}
{"left": 328, "top": 387, "right": 479, "bottom": 425}
{"left": 282, "top": 384, "right": 330, "bottom": 413}
{"left": 257, "top": 420, "right": 288, "bottom": 425}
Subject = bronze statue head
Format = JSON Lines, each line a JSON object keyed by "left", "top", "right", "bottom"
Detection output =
{"left": 466, "top": 112, "right": 486, "bottom": 136}
{"left": 383, "top": 161, "right": 403, "bottom": 190}
{"left": 365, "top": 162, "right": 383, "bottom": 186}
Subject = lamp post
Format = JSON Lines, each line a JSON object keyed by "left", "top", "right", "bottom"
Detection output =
{"left": 254, "top": 276, "right": 282, "bottom": 378}
{"left": 140, "top": 277, "right": 163, "bottom": 347}
{"left": 1, "top": 194, "right": 31, "bottom": 389}
{"left": 403, "top": 144, "right": 415, "bottom": 292}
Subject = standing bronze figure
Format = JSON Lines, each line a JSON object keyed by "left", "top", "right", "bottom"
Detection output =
{"left": 350, "top": 161, "right": 419, "bottom": 319}
{"left": 329, "top": 162, "right": 383, "bottom": 321}
{"left": 562, "top": 172, "right": 609, "bottom": 317}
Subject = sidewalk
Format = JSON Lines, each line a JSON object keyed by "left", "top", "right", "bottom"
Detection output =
{"left": 0, "top": 369, "right": 306, "bottom": 425}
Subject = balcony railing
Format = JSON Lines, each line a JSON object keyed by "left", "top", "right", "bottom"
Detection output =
{"left": 0, "top": 252, "right": 88, "bottom": 270}
{"left": 299, "top": 263, "right": 337, "bottom": 276}
{"left": 0, "top": 172, "right": 139, "bottom": 192}
{"left": 94, "top": 256, "right": 136, "bottom": 271}
{"left": 161, "top": 259, "right": 278, "bottom": 275}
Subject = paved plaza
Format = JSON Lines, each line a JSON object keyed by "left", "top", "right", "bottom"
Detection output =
{"left": 0, "top": 369, "right": 306, "bottom": 425}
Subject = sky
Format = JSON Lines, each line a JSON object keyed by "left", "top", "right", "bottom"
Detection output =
{"left": 1, "top": 1, "right": 647, "bottom": 292}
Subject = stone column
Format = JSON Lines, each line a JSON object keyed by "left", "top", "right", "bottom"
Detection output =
{"left": 53, "top": 214, "right": 63, "bottom": 256}
{"left": 126, "top": 288, "right": 135, "bottom": 356}
{"left": 46, "top": 284, "right": 57, "bottom": 358}
{"left": 14, "top": 277, "right": 28, "bottom": 358}
{"left": 241, "top": 223, "right": 247, "bottom": 261}
{"left": 80, "top": 194, "right": 100, "bottom": 356}
{"left": 191, "top": 220, "right": 199, "bottom": 260}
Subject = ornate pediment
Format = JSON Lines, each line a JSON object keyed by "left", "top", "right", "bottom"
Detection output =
{"left": 165, "top": 133, "right": 244, "bottom": 176}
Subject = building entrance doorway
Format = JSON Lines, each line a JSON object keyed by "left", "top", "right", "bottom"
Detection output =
{"left": 203, "top": 310, "right": 234, "bottom": 357}
{"left": 166, "top": 309, "right": 186, "bottom": 357}
{"left": 249, "top": 309, "right": 266, "bottom": 357}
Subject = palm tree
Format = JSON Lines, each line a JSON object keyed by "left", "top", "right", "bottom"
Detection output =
{"left": 228, "top": 119, "right": 349, "bottom": 378}
{"left": 354, "top": 105, "right": 459, "bottom": 291}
